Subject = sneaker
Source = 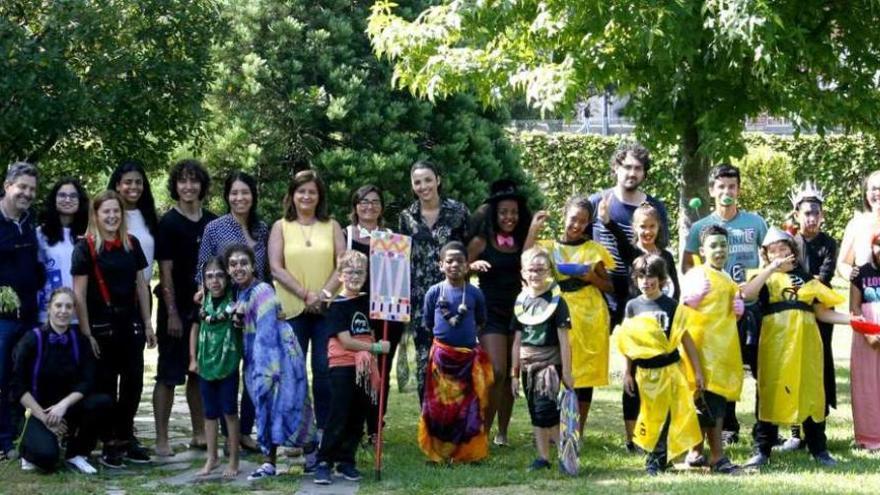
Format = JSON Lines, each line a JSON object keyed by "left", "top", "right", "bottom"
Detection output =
{"left": 814, "top": 451, "right": 837, "bottom": 467}
{"left": 710, "top": 456, "right": 741, "bottom": 474}
{"left": 336, "top": 462, "right": 362, "bottom": 481}
{"left": 625, "top": 441, "right": 644, "bottom": 454}
{"left": 775, "top": 437, "right": 804, "bottom": 452}
{"left": 99, "top": 453, "right": 125, "bottom": 469}
{"left": 721, "top": 430, "right": 740, "bottom": 446}
{"left": 66, "top": 456, "right": 97, "bottom": 475}
{"left": 302, "top": 452, "right": 319, "bottom": 475}
{"left": 20, "top": 458, "right": 36, "bottom": 471}
{"left": 645, "top": 462, "right": 660, "bottom": 476}
{"left": 685, "top": 453, "right": 708, "bottom": 468}
{"left": 124, "top": 442, "right": 152, "bottom": 464}
{"left": 528, "top": 458, "right": 551, "bottom": 471}
{"left": 247, "top": 462, "right": 277, "bottom": 481}
{"left": 743, "top": 452, "right": 770, "bottom": 469}
{"left": 313, "top": 461, "right": 333, "bottom": 485}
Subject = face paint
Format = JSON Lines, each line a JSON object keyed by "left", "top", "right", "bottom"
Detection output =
{"left": 700, "top": 234, "right": 729, "bottom": 270}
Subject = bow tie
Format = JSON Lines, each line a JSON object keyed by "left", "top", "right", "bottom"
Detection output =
{"left": 48, "top": 332, "right": 69, "bottom": 345}
{"left": 496, "top": 233, "right": 515, "bottom": 248}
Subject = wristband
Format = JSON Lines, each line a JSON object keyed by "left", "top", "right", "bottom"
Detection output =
{"left": 371, "top": 342, "right": 382, "bottom": 354}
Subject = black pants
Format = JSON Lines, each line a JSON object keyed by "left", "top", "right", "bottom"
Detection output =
{"left": 21, "top": 394, "right": 112, "bottom": 470}
{"left": 754, "top": 417, "right": 827, "bottom": 456}
{"left": 366, "top": 320, "right": 404, "bottom": 436}
{"left": 623, "top": 367, "right": 640, "bottom": 422}
{"left": 724, "top": 304, "right": 761, "bottom": 434}
{"left": 318, "top": 366, "right": 372, "bottom": 465}
{"left": 95, "top": 326, "right": 145, "bottom": 447}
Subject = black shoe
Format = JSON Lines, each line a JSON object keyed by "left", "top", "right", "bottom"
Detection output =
{"left": 336, "top": 462, "right": 362, "bottom": 481}
{"left": 528, "top": 458, "right": 551, "bottom": 471}
{"left": 99, "top": 453, "right": 125, "bottom": 469}
{"left": 814, "top": 451, "right": 837, "bottom": 467}
{"left": 124, "top": 443, "right": 151, "bottom": 464}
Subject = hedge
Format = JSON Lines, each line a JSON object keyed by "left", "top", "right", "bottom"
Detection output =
{"left": 512, "top": 131, "right": 880, "bottom": 244}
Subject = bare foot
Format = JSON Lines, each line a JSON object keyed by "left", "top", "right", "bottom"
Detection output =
{"left": 222, "top": 463, "right": 239, "bottom": 479}
{"left": 197, "top": 457, "right": 220, "bottom": 476}
{"left": 154, "top": 444, "right": 174, "bottom": 457}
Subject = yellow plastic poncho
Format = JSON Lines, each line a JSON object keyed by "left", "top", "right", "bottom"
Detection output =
{"left": 540, "top": 239, "right": 615, "bottom": 388}
{"left": 755, "top": 274, "right": 844, "bottom": 425}
{"left": 682, "top": 265, "right": 744, "bottom": 401}
{"left": 616, "top": 305, "right": 704, "bottom": 459}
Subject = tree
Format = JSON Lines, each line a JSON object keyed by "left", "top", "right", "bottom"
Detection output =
{"left": 367, "top": 0, "right": 880, "bottom": 236}
{"left": 0, "top": 0, "right": 221, "bottom": 179}
{"left": 199, "top": 0, "right": 530, "bottom": 222}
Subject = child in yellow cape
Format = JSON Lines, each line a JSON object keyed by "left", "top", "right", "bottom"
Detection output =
{"left": 680, "top": 224, "right": 744, "bottom": 474}
{"left": 616, "top": 254, "right": 704, "bottom": 476}
{"left": 525, "top": 195, "right": 614, "bottom": 437}
{"left": 740, "top": 227, "right": 851, "bottom": 469}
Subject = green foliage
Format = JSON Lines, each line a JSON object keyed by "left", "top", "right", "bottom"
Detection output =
{"left": 514, "top": 131, "right": 880, "bottom": 242}
{"left": 198, "top": 0, "right": 531, "bottom": 224}
{"left": 0, "top": 0, "right": 222, "bottom": 182}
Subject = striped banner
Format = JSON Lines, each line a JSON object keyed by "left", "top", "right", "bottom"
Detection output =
{"left": 369, "top": 231, "right": 412, "bottom": 322}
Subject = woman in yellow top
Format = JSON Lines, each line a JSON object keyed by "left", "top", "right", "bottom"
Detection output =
{"left": 525, "top": 195, "right": 613, "bottom": 436}
{"left": 268, "top": 169, "right": 345, "bottom": 433}
{"left": 740, "top": 227, "right": 850, "bottom": 469}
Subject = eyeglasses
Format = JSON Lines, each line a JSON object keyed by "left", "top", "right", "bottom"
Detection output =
{"left": 341, "top": 269, "right": 366, "bottom": 277}
{"left": 357, "top": 199, "right": 382, "bottom": 208}
{"left": 57, "top": 192, "right": 79, "bottom": 201}
{"left": 525, "top": 267, "right": 549, "bottom": 274}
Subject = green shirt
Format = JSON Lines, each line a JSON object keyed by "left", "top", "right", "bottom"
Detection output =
{"left": 197, "top": 294, "right": 242, "bottom": 381}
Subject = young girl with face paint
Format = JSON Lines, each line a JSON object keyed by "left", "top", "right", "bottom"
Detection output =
{"left": 525, "top": 195, "right": 614, "bottom": 437}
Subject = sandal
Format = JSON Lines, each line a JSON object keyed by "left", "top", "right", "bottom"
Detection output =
{"left": 710, "top": 456, "right": 741, "bottom": 474}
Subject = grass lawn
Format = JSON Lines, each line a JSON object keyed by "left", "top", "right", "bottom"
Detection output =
{"left": 3, "top": 314, "right": 879, "bottom": 494}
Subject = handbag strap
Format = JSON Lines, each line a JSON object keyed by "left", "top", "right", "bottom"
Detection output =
{"left": 86, "top": 234, "right": 113, "bottom": 307}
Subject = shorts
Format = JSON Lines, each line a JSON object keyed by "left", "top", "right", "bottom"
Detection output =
{"left": 155, "top": 299, "right": 196, "bottom": 386}
{"left": 480, "top": 305, "right": 515, "bottom": 336}
{"left": 199, "top": 372, "right": 239, "bottom": 420}
{"left": 575, "top": 387, "right": 594, "bottom": 403}
{"left": 524, "top": 365, "right": 561, "bottom": 428}
{"left": 696, "top": 390, "right": 727, "bottom": 428}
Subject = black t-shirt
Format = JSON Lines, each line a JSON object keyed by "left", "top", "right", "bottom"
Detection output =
{"left": 757, "top": 267, "right": 811, "bottom": 307}
{"left": 11, "top": 327, "right": 95, "bottom": 406}
{"left": 624, "top": 294, "right": 678, "bottom": 337}
{"left": 156, "top": 208, "right": 217, "bottom": 315}
{"left": 71, "top": 236, "right": 147, "bottom": 322}
{"left": 511, "top": 291, "right": 571, "bottom": 347}
{"left": 326, "top": 293, "right": 372, "bottom": 338}
{"left": 853, "top": 263, "right": 880, "bottom": 303}
{"left": 796, "top": 232, "right": 837, "bottom": 286}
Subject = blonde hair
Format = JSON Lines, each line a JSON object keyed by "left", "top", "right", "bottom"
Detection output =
{"left": 521, "top": 246, "right": 554, "bottom": 271}
{"left": 338, "top": 249, "right": 368, "bottom": 271}
{"left": 88, "top": 190, "right": 132, "bottom": 253}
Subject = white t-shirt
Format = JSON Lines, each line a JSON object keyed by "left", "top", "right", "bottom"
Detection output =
{"left": 36, "top": 226, "right": 77, "bottom": 323}
{"left": 126, "top": 209, "right": 155, "bottom": 282}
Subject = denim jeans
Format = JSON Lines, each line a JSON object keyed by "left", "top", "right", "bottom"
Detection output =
{"left": 288, "top": 313, "right": 330, "bottom": 430}
{"left": 0, "top": 319, "right": 24, "bottom": 453}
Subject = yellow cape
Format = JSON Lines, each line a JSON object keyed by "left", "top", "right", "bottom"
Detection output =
{"left": 616, "top": 305, "right": 703, "bottom": 459}
{"left": 755, "top": 274, "right": 843, "bottom": 425}
{"left": 540, "top": 239, "right": 615, "bottom": 388}
{"left": 682, "top": 266, "right": 744, "bottom": 401}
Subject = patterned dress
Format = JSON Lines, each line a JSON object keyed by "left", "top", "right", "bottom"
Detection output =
{"left": 197, "top": 214, "right": 270, "bottom": 283}
{"left": 238, "top": 281, "right": 315, "bottom": 453}
{"left": 398, "top": 198, "right": 469, "bottom": 399}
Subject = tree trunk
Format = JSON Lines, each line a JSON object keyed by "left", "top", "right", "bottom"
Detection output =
{"left": 677, "top": 122, "right": 710, "bottom": 251}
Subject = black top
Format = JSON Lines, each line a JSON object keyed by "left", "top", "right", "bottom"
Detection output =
{"left": 11, "top": 327, "right": 95, "bottom": 406}
{"left": 0, "top": 210, "right": 43, "bottom": 324}
{"left": 757, "top": 267, "right": 812, "bottom": 307}
{"left": 71, "top": 236, "right": 147, "bottom": 323}
{"left": 156, "top": 208, "right": 217, "bottom": 317}
{"left": 511, "top": 292, "right": 571, "bottom": 347}
{"left": 852, "top": 263, "right": 880, "bottom": 302}
{"left": 326, "top": 293, "right": 373, "bottom": 338}
{"left": 795, "top": 232, "right": 837, "bottom": 287}
{"left": 624, "top": 294, "right": 678, "bottom": 337}
{"left": 476, "top": 240, "right": 522, "bottom": 326}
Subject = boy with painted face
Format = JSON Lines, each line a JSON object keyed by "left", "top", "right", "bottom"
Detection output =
{"left": 782, "top": 182, "right": 839, "bottom": 451}
{"left": 683, "top": 163, "right": 767, "bottom": 445}
{"left": 740, "top": 227, "right": 850, "bottom": 468}
{"left": 418, "top": 241, "right": 491, "bottom": 463}
{"left": 679, "top": 225, "right": 743, "bottom": 474}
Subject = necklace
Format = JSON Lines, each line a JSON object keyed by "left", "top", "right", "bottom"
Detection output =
{"left": 438, "top": 282, "right": 468, "bottom": 327}
{"left": 514, "top": 284, "right": 562, "bottom": 325}
{"left": 298, "top": 220, "right": 315, "bottom": 247}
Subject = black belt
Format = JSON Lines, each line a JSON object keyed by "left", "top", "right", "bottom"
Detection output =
{"left": 633, "top": 349, "right": 681, "bottom": 369}
{"left": 558, "top": 278, "right": 590, "bottom": 292}
{"left": 764, "top": 300, "right": 812, "bottom": 316}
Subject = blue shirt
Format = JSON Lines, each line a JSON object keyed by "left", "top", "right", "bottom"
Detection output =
{"left": 685, "top": 210, "right": 768, "bottom": 283}
{"left": 423, "top": 282, "right": 486, "bottom": 348}
{"left": 589, "top": 190, "right": 669, "bottom": 279}
{"left": 196, "top": 214, "right": 270, "bottom": 284}
{"left": 0, "top": 209, "right": 42, "bottom": 325}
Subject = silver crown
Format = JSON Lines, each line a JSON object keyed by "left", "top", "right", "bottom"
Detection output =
{"left": 789, "top": 180, "right": 825, "bottom": 208}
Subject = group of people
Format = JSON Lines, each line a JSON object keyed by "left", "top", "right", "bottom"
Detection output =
{"left": 0, "top": 144, "right": 878, "bottom": 483}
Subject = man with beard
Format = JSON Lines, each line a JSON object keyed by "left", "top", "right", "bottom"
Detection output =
{"left": 589, "top": 144, "right": 670, "bottom": 453}
{"left": 0, "top": 162, "right": 43, "bottom": 460}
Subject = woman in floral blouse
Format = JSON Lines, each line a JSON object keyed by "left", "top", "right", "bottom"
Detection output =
{"left": 398, "top": 160, "right": 470, "bottom": 403}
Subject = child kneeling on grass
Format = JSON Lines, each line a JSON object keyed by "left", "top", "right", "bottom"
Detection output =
{"left": 314, "top": 250, "right": 390, "bottom": 485}
{"left": 189, "top": 256, "right": 241, "bottom": 479}
{"left": 418, "top": 241, "right": 492, "bottom": 464}
{"left": 616, "top": 254, "right": 704, "bottom": 476}
{"left": 510, "top": 247, "right": 573, "bottom": 471}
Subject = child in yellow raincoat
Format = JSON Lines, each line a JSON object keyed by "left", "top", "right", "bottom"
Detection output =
{"left": 740, "top": 227, "right": 851, "bottom": 468}
{"left": 525, "top": 195, "right": 614, "bottom": 436}
{"left": 680, "top": 225, "right": 744, "bottom": 474}
{"left": 616, "top": 254, "right": 704, "bottom": 475}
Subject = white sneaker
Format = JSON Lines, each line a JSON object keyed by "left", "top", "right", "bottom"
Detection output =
{"left": 775, "top": 437, "right": 803, "bottom": 452}
{"left": 66, "top": 455, "right": 97, "bottom": 474}
{"left": 21, "top": 458, "right": 36, "bottom": 471}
